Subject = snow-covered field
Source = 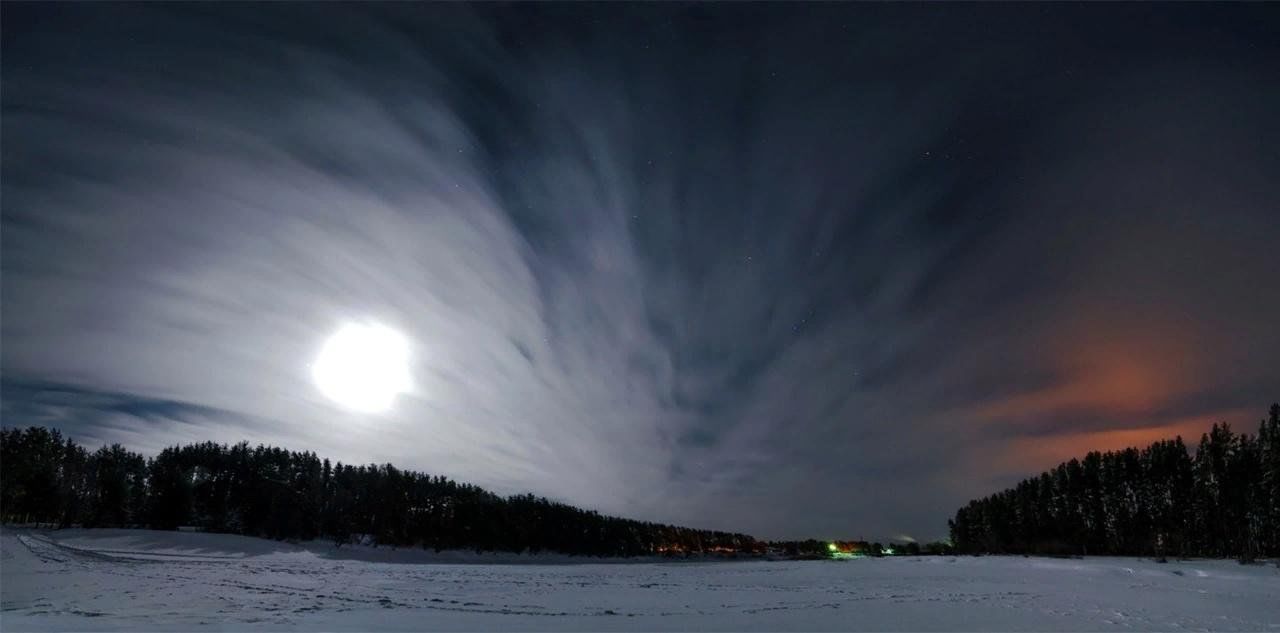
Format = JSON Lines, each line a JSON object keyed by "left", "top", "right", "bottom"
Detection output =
{"left": 2, "top": 528, "right": 1277, "bottom": 631}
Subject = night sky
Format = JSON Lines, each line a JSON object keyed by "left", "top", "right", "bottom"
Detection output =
{"left": 3, "top": 4, "right": 1278, "bottom": 541}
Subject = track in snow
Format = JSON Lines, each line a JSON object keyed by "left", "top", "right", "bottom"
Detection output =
{"left": 3, "top": 528, "right": 1278, "bottom": 631}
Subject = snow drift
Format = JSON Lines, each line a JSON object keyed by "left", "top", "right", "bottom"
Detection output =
{"left": 2, "top": 528, "right": 1277, "bottom": 631}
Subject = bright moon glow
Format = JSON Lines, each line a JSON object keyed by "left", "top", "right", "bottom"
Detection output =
{"left": 312, "top": 322, "right": 412, "bottom": 413}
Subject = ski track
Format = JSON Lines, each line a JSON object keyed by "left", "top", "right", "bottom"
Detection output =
{"left": 2, "top": 529, "right": 1278, "bottom": 631}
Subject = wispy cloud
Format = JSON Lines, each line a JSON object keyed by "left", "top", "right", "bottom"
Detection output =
{"left": 3, "top": 4, "right": 1277, "bottom": 539}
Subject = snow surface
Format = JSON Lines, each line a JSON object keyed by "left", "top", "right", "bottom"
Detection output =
{"left": 3, "top": 528, "right": 1278, "bottom": 631}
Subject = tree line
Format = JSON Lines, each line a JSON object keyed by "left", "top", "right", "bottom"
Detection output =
{"left": 766, "top": 538, "right": 955, "bottom": 558}
{"left": 949, "top": 403, "right": 1280, "bottom": 560}
{"left": 0, "top": 427, "right": 760, "bottom": 557}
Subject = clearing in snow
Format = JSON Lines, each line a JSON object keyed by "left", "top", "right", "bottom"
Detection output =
{"left": 2, "top": 528, "right": 1277, "bottom": 631}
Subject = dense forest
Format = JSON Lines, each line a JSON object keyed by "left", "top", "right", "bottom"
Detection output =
{"left": 8, "top": 405, "right": 1278, "bottom": 560}
{"left": 0, "top": 428, "right": 760, "bottom": 557}
{"left": 950, "top": 404, "right": 1280, "bottom": 560}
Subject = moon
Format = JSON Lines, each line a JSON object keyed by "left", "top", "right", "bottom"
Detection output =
{"left": 311, "top": 322, "right": 412, "bottom": 413}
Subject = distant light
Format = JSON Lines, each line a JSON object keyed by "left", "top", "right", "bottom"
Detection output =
{"left": 312, "top": 322, "right": 411, "bottom": 413}
{"left": 828, "top": 543, "right": 839, "bottom": 552}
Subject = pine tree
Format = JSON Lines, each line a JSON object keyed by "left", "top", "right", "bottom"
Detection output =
{"left": 949, "top": 405, "right": 1277, "bottom": 558}
{"left": 1260, "top": 404, "right": 1280, "bottom": 557}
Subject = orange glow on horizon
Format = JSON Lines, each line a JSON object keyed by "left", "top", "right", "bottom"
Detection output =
{"left": 971, "top": 310, "right": 1205, "bottom": 424}
{"left": 977, "top": 406, "right": 1259, "bottom": 479}
{"left": 955, "top": 311, "right": 1252, "bottom": 482}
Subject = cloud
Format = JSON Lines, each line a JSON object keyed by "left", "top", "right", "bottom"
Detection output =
{"left": 3, "top": 4, "right": 1278, "bottom": 540}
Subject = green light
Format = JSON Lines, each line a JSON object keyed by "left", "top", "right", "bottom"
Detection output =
{"left": 828, "top": 543, "right": 838, "bottom": 552}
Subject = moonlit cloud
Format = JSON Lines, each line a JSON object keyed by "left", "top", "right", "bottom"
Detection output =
{"left": 3, "top": 4, "right": 1278, "bottom": 539}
